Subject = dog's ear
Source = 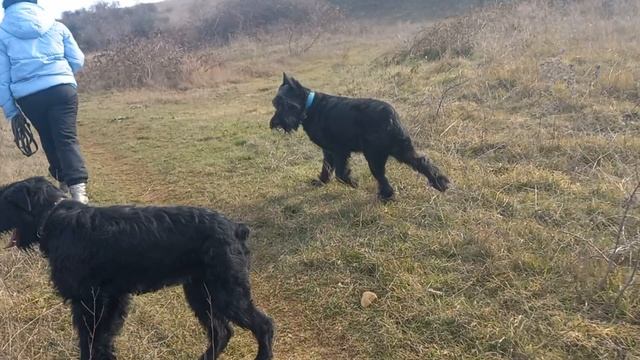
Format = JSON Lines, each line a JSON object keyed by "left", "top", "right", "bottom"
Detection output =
{"left": 235, "top": 223, "right": 250, "bottom": 242}
{"left": 283, "top": 73, "right": 303, "bottom": 90}
{"left": 282, "top": 72, "right": 289, "bottom": 86}
{"left": 5, "top": 183, "right": 32, "bottom": 213}
{"left": 289, "top": 76, "right": 303, "bottom": 91}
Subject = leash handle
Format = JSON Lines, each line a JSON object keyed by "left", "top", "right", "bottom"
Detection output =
{"left": 11, "top": 104, "right": 39, "bottom": 157}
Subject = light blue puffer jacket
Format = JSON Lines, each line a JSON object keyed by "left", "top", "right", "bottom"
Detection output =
{"left": 0, "top": 2, "right": 84, "bottom": 120}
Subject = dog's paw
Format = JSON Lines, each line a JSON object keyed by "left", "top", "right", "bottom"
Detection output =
{"left": 378, "top": 193, "right": 396, "bottom": 203}
{"left": 430, "top": 175, "right": 451, "bottom": 193}
{"left": 310, "top": 178, "right": 328, "bottom": 187}
{"left": 337, "top": 177, "right": 359, "bottom": 188}
{"left": 378, "top": 187, "right": 395, "bottom": 202}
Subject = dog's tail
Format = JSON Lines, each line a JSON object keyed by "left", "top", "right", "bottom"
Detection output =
{"left": 394, "top": 138, "right": 451, "bottom": 193}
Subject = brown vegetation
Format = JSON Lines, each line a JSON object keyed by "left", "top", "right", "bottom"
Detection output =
{"left": 62, "top": 2, "right": 161, "bottom": 52}
{"left": 2, "top": 0, "right": 639, "bottom": 358}
{"left": 74, "top": 0, "right": 343, "bottom": 90}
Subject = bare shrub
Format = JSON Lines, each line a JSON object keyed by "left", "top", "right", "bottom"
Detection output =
{"left": 394, "top": 13, "right": 490, "bottom": 62}
{"left": 78, "top": 36, "right": 193, "bottom": 90}
{"left": 598, "top": 178, "right": 640, "bottom": 305}
{"left": 285, "top": 2, "right": 344, "bottom": 56}
{"left": 62, "top": 2, "right": 163, "bottom": 52}
{"left": 77, "top": 0, "right": 347, "bottom": 91}
{"left": 185, "top": 0, "right": 342, "bottom": 48}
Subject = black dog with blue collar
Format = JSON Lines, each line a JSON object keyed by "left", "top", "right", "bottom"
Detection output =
{"left": 270, "top": 73, "right": 450, "bottom": 201}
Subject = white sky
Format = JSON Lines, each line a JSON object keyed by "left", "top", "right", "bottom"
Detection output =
{"left": 1, "top": 0, "right": 164, "bottom": 18}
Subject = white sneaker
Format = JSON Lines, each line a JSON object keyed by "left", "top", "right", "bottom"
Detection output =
{"left": 69, "top": 183, "right": 89, "bottom": 205}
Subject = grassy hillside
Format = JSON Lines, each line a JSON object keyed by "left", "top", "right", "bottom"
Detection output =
{"left": 328, "top": 0, "right": 483, "bottom": 20}
{"left": 1, "top": 0, "right": 639, "bottom": 359}
{"left": 155, "top": 0, "right": 481, "bottom": 26}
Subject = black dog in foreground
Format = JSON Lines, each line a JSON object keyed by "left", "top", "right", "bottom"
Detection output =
{"left": 270, "top": 73, "right": 450, "bottom": 200}
{"left": 0, "top": 177, "right": 274, "bottom": 360}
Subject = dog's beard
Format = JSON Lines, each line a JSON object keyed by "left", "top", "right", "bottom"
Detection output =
{"left": 280, "top": 118, "right": 302, "bottom": 133}
{"left": 1, "top": 229, "right": 18, "bottom": 249}
{"left": 271, "top": 110, "right": 303, "bottom": 133}
{"left": 1, "top": 226, "right": 38, "bottom": 250}
{"left": 272, "top": 123, "right": 297, "bottom": 133}
{"left": 7, "top": 230, "right": 18, "bottom": 248}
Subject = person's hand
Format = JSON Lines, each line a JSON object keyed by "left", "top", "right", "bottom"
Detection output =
{"left": 11, "top": 112, "right": 26, "bottom": 126}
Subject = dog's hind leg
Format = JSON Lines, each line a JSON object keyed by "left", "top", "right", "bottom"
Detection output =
{"left": 205, "top": 278, "right": 274, "bottom": 360}
{"left": 364, "top": 150, "right": 394, "bottom": 201}
{"left": 334, "top": 152, "right": 358, "bottom": 188}
{"left": 183, "top": 281, "right": 233, "bottom": 359}
{"left": 72, "top": 293, "right": 130, "bottom": 360}
{"left": 392, "top": 139, "right": 450, "bottom": 192}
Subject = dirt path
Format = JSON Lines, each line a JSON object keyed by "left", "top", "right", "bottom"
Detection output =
{"left": 81, "top": 131, "right": 347, "bottom": 360}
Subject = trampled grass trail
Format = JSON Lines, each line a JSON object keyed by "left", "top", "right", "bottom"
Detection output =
{"left": 78, "top": 91, "right": 351, "bottom": 360}
{"left": 74, "top": 49, "right": 392, "bottom": 359}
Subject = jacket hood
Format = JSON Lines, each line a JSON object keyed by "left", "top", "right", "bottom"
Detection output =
{"left": 1, "top": 3, "right": 54, "bottom": 39}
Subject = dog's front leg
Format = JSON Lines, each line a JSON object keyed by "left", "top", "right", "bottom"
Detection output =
{"left": 72, "top": 294, "right": 130, "bottom": 360}
{"left": 334, "top": 153, "right": 358, "bottom": 188}
{"left": 314, "top": 150, "right": 335, "bottom": 186}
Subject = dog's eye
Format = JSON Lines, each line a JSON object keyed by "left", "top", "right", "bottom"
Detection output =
{"left": 273, "top": 97, "right": 286, "bottom": 109}
{"left": 285, "top": 102, "right": 300, "bottom": 111}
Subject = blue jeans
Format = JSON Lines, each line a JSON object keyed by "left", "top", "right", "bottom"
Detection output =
{"left": 17, "top": 84, "right": 88, "bottom": 186}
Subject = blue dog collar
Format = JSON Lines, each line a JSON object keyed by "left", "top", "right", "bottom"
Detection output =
{"left": 305, "top": 91, "right": 316, "bottom": 110}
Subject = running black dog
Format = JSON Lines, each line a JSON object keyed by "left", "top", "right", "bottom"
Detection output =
{"left": 270, "top": 73, "right": 450, "bottom": 200}
{"left": 0, "top": 177, "right": 274, "bottom": 360}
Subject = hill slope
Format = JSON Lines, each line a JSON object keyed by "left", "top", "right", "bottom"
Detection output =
{"left": 155, "top": 0, "right": 483, "bottom": 26}
{"left": 1, "top": 0, "right": 639, "bottom": 359}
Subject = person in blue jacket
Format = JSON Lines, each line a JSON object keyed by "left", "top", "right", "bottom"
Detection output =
{"left": 0, "top": 0, "right": 88, "bottom": 204}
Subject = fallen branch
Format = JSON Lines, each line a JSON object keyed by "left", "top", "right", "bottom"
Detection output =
{"left": 598, "top": 179, "right": 640, "bottom": 291}
{"left": 434, "top": 78, "right": 468, "bottom": 120}
{"left": 615, "top": 259, "right": 639, "bottom": 306}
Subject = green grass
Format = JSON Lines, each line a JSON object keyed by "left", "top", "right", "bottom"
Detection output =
{"left": 2, "top": 2, "right": 640, "bottom": 359}
{"left": 73, "top": 42, "right": 639, "bottom": 357}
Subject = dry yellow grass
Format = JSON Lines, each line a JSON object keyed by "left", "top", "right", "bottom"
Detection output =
{"left": 1, "top": 1, "right": 639, "bottom": 359}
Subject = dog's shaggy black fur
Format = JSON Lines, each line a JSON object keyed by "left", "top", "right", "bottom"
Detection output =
{"left": 270, "top": 73, "right": 451, "bottom": 200}
{"left": 0, "top": 177, "right": 274, "bottom": 360}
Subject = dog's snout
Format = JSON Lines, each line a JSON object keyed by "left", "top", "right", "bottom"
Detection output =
{"left": 269, "top": 115, "right": 278, "bottom": 129}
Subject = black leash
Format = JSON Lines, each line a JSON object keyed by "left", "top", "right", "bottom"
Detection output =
{"left": 11, "top": 107, "right": 39, "bottom": 157}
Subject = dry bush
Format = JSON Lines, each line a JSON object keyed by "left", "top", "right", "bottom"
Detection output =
{"left": 394, "top": 11, "right": 492, "bottom": 62}
{"left": 392, "top": 0, "right": 640, "bottom": 106}
{"left": 77, "top": 0, "right": 346, "bottom": 91}
{"left": 285, "top": 2, "right": 344, "bottom": 56}
{"left": 77, "top": 32, "right": 295, "bottom": 91}
{"left": 78, "top": 36, "right": 195, "bottom": 90}
{"left": 473, "top": 0, "right": 640, "bottom": 106}
{"left": 186, "top": 0, "right": 342, "bottom": 47}
{"left": 62, "top": 2, "right": 163, "bottom": 52}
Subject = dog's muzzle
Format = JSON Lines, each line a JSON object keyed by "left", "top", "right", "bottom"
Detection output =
{"left": 269, "top": 116, "right": 280, "bottom": 130}
{"left": 5, "top": 229, "right": 19, "bottom": 249}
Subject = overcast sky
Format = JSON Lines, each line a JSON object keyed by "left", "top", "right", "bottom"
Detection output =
{"left": 1, "top": 0, "right": 163, "bottom": 18}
